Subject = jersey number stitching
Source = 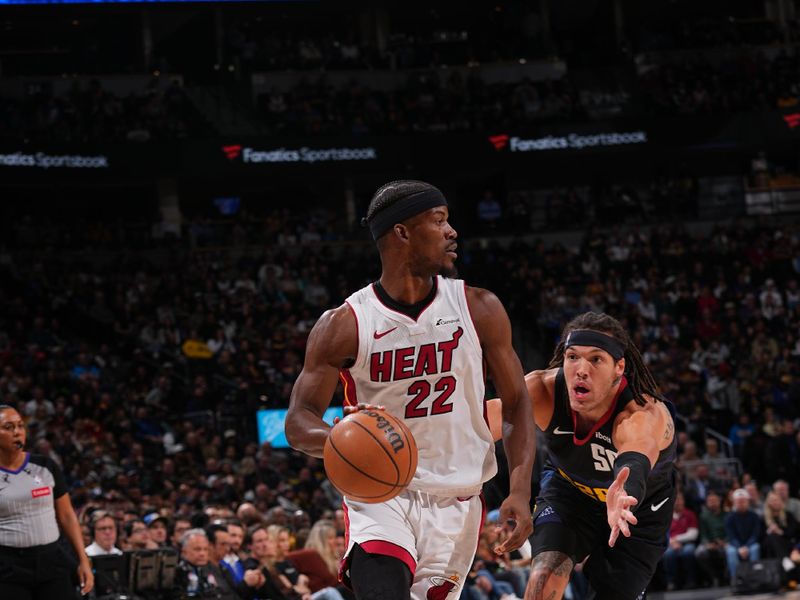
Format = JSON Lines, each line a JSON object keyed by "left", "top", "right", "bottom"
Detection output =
{"left": 590, "top": 443, "right": 617, "bottom": 472}
{"left": 405, "top": 376, "right": 457, "bottom": 419}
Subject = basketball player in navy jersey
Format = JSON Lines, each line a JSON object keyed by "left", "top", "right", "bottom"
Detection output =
{"left": 488, "top": 312, "right": 677, "bottom": 600}
{"left": 286, "top": 180, "right": 535, "bottom": 600}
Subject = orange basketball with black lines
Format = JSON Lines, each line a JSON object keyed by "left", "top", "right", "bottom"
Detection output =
{"left": 323, "top": 410, "right": 418, "bottom": 503}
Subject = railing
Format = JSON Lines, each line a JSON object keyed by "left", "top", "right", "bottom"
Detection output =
{"left": 673, "top": 412, "right": 736, "bottom": 459}
{"left": 679, "top": 458, "right": 743, "bottom": 485}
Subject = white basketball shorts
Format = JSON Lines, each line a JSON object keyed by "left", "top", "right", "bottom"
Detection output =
{"left": 341, "top": 489, "right": 485, "bottom": 600}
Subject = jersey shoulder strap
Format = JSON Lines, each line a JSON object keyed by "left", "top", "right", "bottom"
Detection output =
{"left": 547, "top": 368, "right": 570, "bottom": 433}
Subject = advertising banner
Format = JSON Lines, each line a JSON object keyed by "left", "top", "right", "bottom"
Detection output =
{"left": 0, "top": 143, "right": 177, "bottom": 180}
{"left": 184, "top": 137, "right": 411, "bottom": 176}
{"left": 1, "top": 112, "right": 796, "bottom": 182}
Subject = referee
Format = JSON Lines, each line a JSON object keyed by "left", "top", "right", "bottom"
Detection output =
{"left": 0, "top": 404, "right": 94, "bottom": 599}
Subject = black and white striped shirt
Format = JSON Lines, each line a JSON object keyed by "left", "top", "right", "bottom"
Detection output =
{"left": 0, "top": 453, "right": 67, "bottom": 548}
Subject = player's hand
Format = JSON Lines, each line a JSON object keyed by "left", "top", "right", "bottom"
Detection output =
{"left": 333, "top": 403, "right": 385, "bottom": 424}
{"left": 78, "top": 558, "right": 94, "bottom": 596}
{"left": 607, "top": 466, "right": 638, "bottom": 547}
{"left": 494, "top": 492, "right": 532, "bottom": 554}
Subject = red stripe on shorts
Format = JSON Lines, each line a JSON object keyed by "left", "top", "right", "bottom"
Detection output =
{"left": 360, "top": 540, "right": 417, "bottom": 578}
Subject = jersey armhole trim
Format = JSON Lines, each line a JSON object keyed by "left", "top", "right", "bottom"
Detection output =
{"left": 343, "top": 300, "right": 361, "bottom": 369}
{"left": 461, "top": 281, "right": 484, "bottom": 357}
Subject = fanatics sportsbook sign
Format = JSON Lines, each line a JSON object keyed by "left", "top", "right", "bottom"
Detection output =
{"left": 0, "top": 151, "right": 110, "bottom": 169}
{"left": 489, "top": 131, "right": 648, "bottom": 152}
{"left": 221, "top": 143, "right": 378, "bottom": 164}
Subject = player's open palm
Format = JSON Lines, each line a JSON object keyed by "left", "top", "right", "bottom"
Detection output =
{"left": 606, "top": 466, "right": 638, "bottom": 547}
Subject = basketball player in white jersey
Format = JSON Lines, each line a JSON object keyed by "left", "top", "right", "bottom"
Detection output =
{"left": 286, "top": 180, "right": 535, "bottom": 600}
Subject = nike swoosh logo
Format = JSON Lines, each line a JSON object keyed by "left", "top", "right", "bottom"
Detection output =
{"left": 373, "top": 327, "right": 398, "bottom": 340}
{"left": 651, "top": 497, "right": 670, "bottom": 511}
{"left": 553, "top": 427, "right": 574, "bottom": 435}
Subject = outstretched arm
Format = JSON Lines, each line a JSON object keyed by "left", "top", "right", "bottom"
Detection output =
{"left": 468, "top": 287, "right": 535, "bottom": 553}
{"left": 285, "top": 304, "right": 358, "bottom": 457}
{"left": 607, "top": 402, "right": 672, "bottom": 547}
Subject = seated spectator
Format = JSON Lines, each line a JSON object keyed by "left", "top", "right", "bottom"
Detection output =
{"left": 123, "top": 518, "right": 159, "bottom": 551}
{"left": 725, "top": 488, "right": 762, "bottom": 583}
{"left": 762, "top": 491, "right": 800, "bottom": 559}
{"left": 176, "top": 529, "right": 256, "bottom": 600}
{"left": 290, "top": 519, "right": 341, "bottom": 590}
{"left": 694, "top": 491, "right": 728, "bottom": 587}
{"left": 244, "top": 524, "right": 306, "bottom": 600}
{"left": 745, "top": 481, "right": 765, "bottom": 517}
{"left": 684, "top": 462, "right": 725, "bottom": 514}
{"left": 222, "top": 519, "right": 248, "bottom": 584}
{"left": 701, "top": 438, "right": 718, "bottom": 462}
{"left": 263, "top": 524, "right": 342, "bottom": 600}
{"left": 170, "top": 517, "right": 192, "bottom": 550}
{"left": 290, "top": 519, "right": 342, "bottom": 586}
{"left": 774, "top": 480, "right": 800, "bottom": 523}
{"left": 144, "top": 512, "right": 169, "bottom": 547}
{"left": 85, "top": 511, "right": 123, "bottom": 557}
{"left": 206, "top": 524, "right": 265, "bottom": 597}
{"left": 287, "top": 519, "right": 353, "bottom": 599}
{"left": 662, "top": 492, "right": 699, "bottom": 590}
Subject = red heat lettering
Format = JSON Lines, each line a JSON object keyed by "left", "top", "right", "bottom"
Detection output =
{"left": 370, "top": 350, "right": 393, "bottom": 382}
{"left": 393, "top": 347, "right": 415, "bottom": 380}
{"left": 413, "top": 344, "right": 438, "bottom": 377}
{"left": 437, "top": 327, "right": 463, "bottom": 373}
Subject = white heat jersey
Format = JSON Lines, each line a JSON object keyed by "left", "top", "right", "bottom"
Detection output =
{"left": 341, "top": 276, "right": 496, "bottom": 497}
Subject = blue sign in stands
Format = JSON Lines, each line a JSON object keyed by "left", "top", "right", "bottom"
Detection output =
{"left": 256, "top": 407, "right": 343, "bottom": 448}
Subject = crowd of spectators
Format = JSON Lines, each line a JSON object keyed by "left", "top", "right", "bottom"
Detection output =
{"left": 0, "top": 77, "right": 208, "bottom": 144}
{"left": 254, "top": 72, "right": 589, "bottom": 136}
{"left": 0, "top": 207, "right": 799, "bottom": 595}
{"left": 632, "top": 15, "right": 784, "bottom": 54}
{"left": 254, "top": 47, "right": 800, "bottom": 133}
{"left": 4, "top": 45, "right": 799, "bottom": 141}
{"left": 638, "top": 50, "right": 800, "bottom": 116}
{"left": 224, "top": 4, "right": 547, "bottom": 74}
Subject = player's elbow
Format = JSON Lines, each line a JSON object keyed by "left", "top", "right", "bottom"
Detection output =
{"left": 284, "top": 410, "right": 303, "bottom": 450}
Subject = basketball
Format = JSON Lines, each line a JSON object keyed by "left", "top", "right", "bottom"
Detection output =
{"left": 323, "top": 409, "right": 418, "bottom": 503}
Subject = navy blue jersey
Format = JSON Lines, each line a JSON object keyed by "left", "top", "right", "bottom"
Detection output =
{"left": 542, "top": 369, "right": 677, "bottom": 507}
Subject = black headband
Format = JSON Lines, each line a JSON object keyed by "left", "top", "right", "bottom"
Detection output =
{"left": 564, "top": 329, "right": 625, "bottom": 361}
{"left": 362, "top": 188, "right": 448, "bottom": 241}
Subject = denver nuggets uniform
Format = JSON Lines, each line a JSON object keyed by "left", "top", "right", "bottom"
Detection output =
{"left": 339, "top": 276, "right": 493, "bottom": 600}
{"left": 532, "top": 368, "right": 677, "bottom": 600}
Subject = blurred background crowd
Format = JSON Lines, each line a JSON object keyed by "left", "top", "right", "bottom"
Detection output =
{"left": 2, "top": 0, "right": 800, "bottom": 598}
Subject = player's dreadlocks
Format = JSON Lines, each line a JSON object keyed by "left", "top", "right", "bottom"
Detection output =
{"left": 547, "top": 312, "right": 663, "bottom": 406}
